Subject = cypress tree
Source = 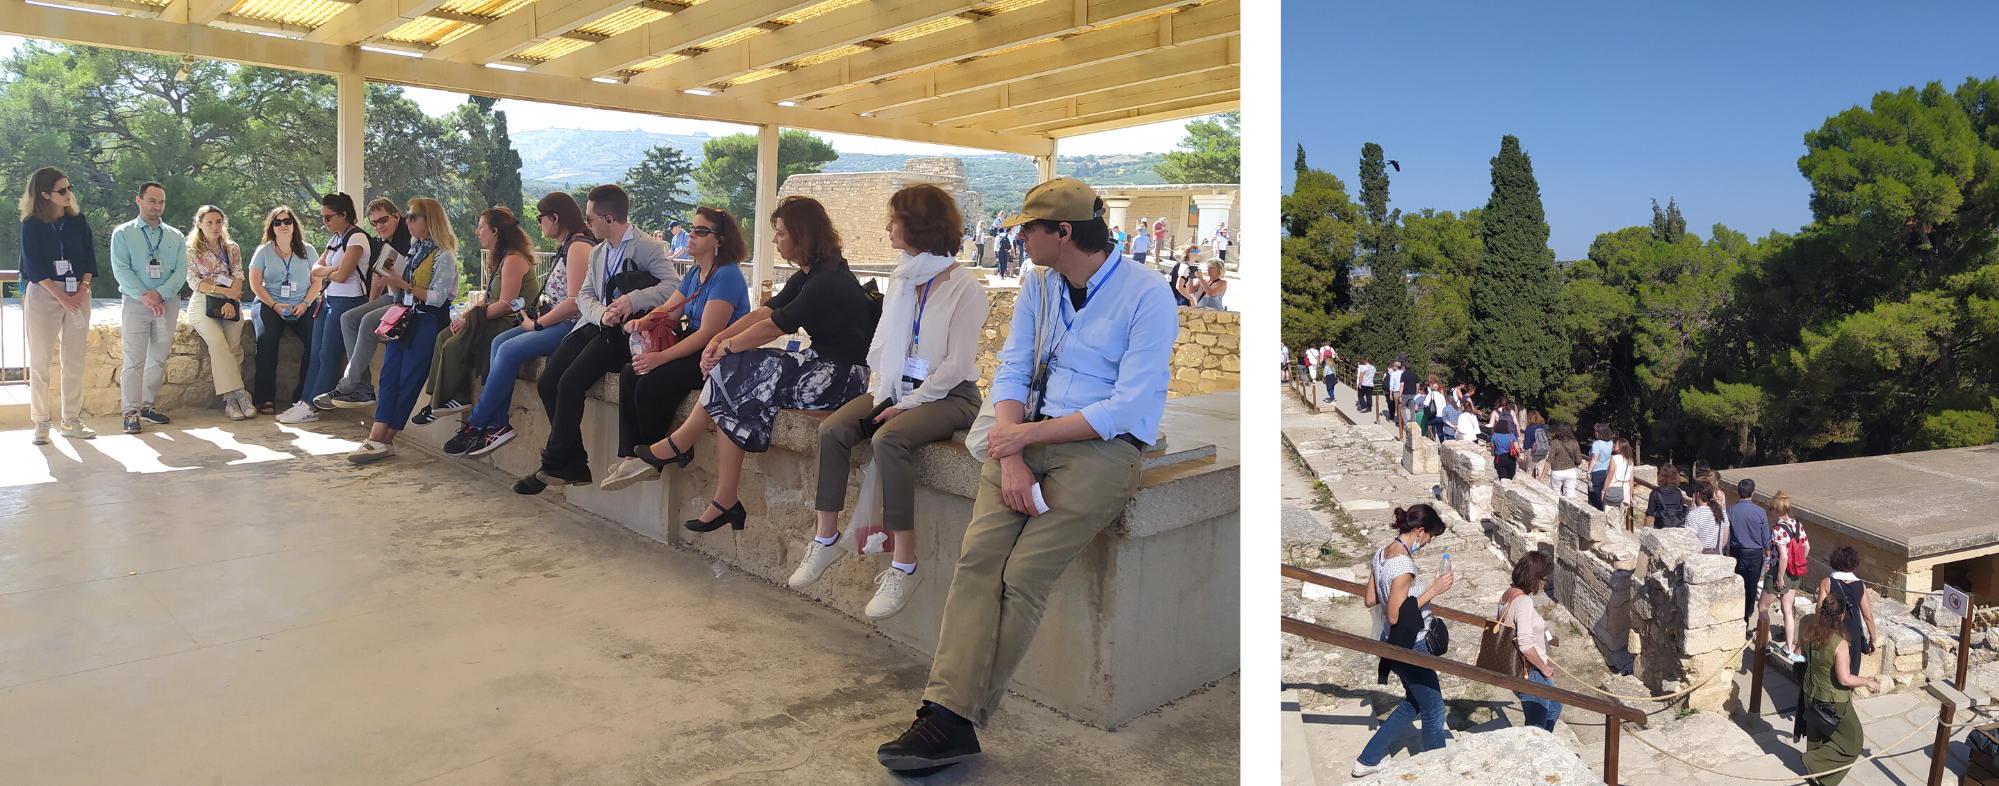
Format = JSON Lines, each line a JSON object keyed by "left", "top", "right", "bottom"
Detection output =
{"left": 1466, "top": 135, "right": 1568, "bottom": 402}
{"left": 1351, "top": 143, "right": 1417, "bottom": 368}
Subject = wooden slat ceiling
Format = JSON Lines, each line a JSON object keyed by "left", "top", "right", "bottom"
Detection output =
{"left": 14, "top": 0, "right": 1238, "bottom": 148}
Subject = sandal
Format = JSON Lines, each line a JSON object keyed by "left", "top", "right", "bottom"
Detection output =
{"left": 258, "top": 403, "right": 276, "bottom": 416}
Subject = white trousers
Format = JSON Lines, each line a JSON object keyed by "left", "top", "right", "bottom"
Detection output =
{"left": 24, "top": 284, "right": 88, "bottom": 423}
{"left": 183, "top": 297, "right": 245, "bottom": 395}
{"left": 1551, "top": 468, "right": 1579, "bottom": 498}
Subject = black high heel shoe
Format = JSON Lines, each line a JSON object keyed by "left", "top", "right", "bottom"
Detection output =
{"left": 685, "top": 499, "right": 746, "bottom": 532}
{"left": 637, "top": 436, "right": 695, "bottom": 469}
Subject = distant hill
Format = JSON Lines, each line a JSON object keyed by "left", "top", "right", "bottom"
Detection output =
{"left": 513, "top": 129, "right": 1191, "bottom": 216}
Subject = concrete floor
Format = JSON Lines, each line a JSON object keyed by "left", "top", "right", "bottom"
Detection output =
{"left": 0, "top": 410, "right": 1237, "bottom": 785}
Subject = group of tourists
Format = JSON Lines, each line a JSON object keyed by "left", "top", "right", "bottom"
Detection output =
{"left": 17, "top": 171, "right": 1175, "bottom": 776}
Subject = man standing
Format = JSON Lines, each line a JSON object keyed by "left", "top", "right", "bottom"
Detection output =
{"left": 1303, "top": 344, "right": 1321, "bottom": 395}
{"left": 877, "top": 178, "right": 1176, "bottom": 774}
{"left": 1152, "top": 216, "right": 1168, "bottom": 256}
{"left": 1130, "top": 218, "right": 1152, "bottom": 264}
{"left": 1320, "top": 343, "right": 1337, "bottom": 403}
{"left": 1384, "top": 360, "right": 1403, "bottom": 428}
{"left": 973, "top": 226, "right": 988, "bottom": 267}
{"left": 109, "top": 182, "right": 187, "bottom": 434}
{"left": 1214, "top": 223, "right": 1230, "bottom": 265}
{"left": 668, "top": 220, "right": 691, "bottom": 262}
{"left": 1357, "top": 357, "right": 1376, "bottom": 417}
{"left": 1727, "top": 478, "right": 1770, "bottom": 623}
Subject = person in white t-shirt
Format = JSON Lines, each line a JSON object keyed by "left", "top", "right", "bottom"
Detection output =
{"left": 1455, "top": 407, "right": 1480, "bottom": 443}
{"left": 1320, "top": 344, "right": 1337, "bottom": 403}
{"left": 1357, "top": 358, "right": 1377, "bottom": 415}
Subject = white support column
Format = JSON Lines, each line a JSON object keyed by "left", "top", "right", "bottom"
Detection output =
{"left": 336, "top": 73, "right": 365, "bottom": 198}
{"left": 1035, "top": 138, "right": 1057, "bottom": 183}
{"left": 1103, "top": 196, "right": 1131, "bottom": 237}
{"left": 1192, "top": 193, "right": 1234, "bottom": 247}
{"left": 751, "top": 123, "right": 780, "bottom": 304}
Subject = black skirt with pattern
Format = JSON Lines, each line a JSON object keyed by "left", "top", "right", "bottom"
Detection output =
{"left": 701, "top": 347, "right": 868, "bottom": 453}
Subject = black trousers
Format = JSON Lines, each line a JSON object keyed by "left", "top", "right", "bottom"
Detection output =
{"left": 536, "top": 323, "right": 631, "bottom": 472}
{"left": 253, "top": 302, "right": 316, "bottom": 407}
{"left": 1494, "top": 453, "right": 1517, "bottom": 480}
{"left": 1731, "top": 547, "right": 1766, "bottom": 622}
{"left": 616, "top": 352, "right": 704, "bottom": 459}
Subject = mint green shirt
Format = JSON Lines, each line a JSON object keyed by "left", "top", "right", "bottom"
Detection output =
{"left": 109, "top": 217, "right": 189, "bottom": 300}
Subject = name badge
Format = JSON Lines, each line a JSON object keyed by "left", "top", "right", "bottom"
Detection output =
{"left": 217, "top": 275, "right": 233, "bottom": 287}
{"left": 64, "top": 278, "right": 78, "bottom": 294}
{"left": 402, "top": 292, "right": 416, "bottom": 307}
{"left": 902, "top": 356, "right": 930, "bottom": 382}
{"left": 785, "top": 339, "right": 802, "bottom": 353}
{"left": 147, "top": 259, "right": 162, "bottom": 279}
{"left": 54, "top": 259, "right": 71, "bottom": 276}
{"left": 280, "top": 281, "right": 295, "bottom": 298}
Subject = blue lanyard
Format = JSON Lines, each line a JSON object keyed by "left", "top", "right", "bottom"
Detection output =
{"left": 1057, "top": 254, "right": 1122, "bottom": 331}
{"left": 53, "top": 217, "right": 67, "bottom": 262}
{"left": 603, "top": 235, "right": 631, "bottom": 284}
{"left": 140, "top": 222, "right": 164, "bottom": 266}
{"left": 911, "top": 280, "right": 932, "bottom": 352}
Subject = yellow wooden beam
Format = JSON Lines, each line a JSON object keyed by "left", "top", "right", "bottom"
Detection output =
{"left": 628, "top": 0, "right": 981, "bottom": 92}
{"left": 966, "top": 68, "right": 1237, "bottom": 133}
{"left": 302, "top": 0, "right": 449, "bottom": 45}
{"left": 425, "top": 0, "right": 636, "bottom": 64}
{"left": 881, "top": 37, "right": 1234, "bottom": 124}
{"left": 187, "top": 0, "right": 236, "bottom": 25}
{"left": 1037, "top": 95, "right": 1237, "bottom": 138}
{"left": 527, "top": 0, "right": 821, "bottom": 80}
{"left": 0, "top": 0, "right": 1057, "bottom": 156}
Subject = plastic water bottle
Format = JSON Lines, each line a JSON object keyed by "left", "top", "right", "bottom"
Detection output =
{"left": 1440, "top": 554, "right": 1453, "bottom": 577}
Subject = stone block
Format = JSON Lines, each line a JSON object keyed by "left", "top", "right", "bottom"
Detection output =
{"left": 1640, "top": 527, "right": 1701, "bottom": 575}
{"left": 165, "top": 355, "right": 201, "bottom": 385}
{"left": 1557, "top": 495, "right": 1607, "bottom": 548}
{"left": 1680, "top": 574, "right": 1746, "bottom": 628}
{"left": 1681, "top": 554, "right": 1738, "bottom": 585}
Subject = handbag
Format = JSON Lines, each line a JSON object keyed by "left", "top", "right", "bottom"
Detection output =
{"left": 205, "top": 295, "right": 241, "bottom": 322}
{"left": 1475, "top": 592, "right": 1528, "bottom": 678}
{"left": 1426, "top": 616, "right": 1451, "bottom": 657}
{"left": 1604, "top": 485, "right": 1626, "bottom": 505}
{"left": 374, "top": 302, "right": 414, "bottom": 341}
{"left": 1804, "top": 698, "right": 1843, "bottom": 739}
{"left": 968, "top": 269, "right": 1058, "bottom": 462}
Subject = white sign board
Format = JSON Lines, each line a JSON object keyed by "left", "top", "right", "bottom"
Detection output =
{"left": 1943, "top": 584, "right": 1972, "bottom": 617}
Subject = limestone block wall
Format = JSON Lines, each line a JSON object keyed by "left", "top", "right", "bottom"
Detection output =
{"left": 44, "top": 308, "right": 304, "bottom": 417}
{"left": 1628, "top": 527, "right": 1747, "bottom": 710}
{"left": 1171, "top": 308, "right": 1241, "bottom": 397}
{"left": 778, "top": 159, "right": 984, "bottom": 268}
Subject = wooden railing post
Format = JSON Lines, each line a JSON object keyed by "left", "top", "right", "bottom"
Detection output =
{"left": 1605, "top": 717, "right": 1621, "bottom": 786}
{"left": 1750, "top": 608, "right": 1769, "bottom": 715}
{"left": 1931, "top": 596, "right": 1977, "bottom": 786}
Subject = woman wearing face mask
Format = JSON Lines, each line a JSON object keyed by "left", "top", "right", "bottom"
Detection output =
{"left": 1500, "top": 551, "right": 1562, "bottom": 731}
{"left": 1353, "top": 504, "right": 1456, "bottom": 779}
{"left": 183, "top": 205, "right": 253, "bottom": 419}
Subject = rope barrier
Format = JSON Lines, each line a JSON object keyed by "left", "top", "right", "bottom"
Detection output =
{"left": 1541, "top": 641, "right": 1751, "bottom": 703}
{"left": 1620, "top": 708, "right": 1942, "bottom": 783}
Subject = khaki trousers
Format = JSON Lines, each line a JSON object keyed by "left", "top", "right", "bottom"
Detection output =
{"left": 24, "top": 284, "right": 87, "bottom": 423}
{"left": 183, "top": 298, "right": 245, "bottom": 395}
{"left": 814, "top": 381, "right": 982, "bottom": 531}
{"left": 121, "top": 296, "right": 179, "bottom": 412}
{"left": 924, "top": 437, "right": 1143, "bottom": 726}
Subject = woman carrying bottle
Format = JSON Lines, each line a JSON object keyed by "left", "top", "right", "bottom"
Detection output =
{"left": 346, "top": 198, "right": 458, "bottom": 463}
{"left": 635, "top": 196, "right": 874, "bottom": 533}
{"left": 789, "top": 184, "right": 989, "bottom": 620}
{"left": 1352, "top": 504, "right": 1455, "bottom": 779}
{"left": 16, "top": 167, "right": 98, "bottom": 443}
{"left": 598, "top": 206, "right": 752, "bottom": 490}
{"left": 183, "top": 205, "right": 253, "bottom": 420}
{"left": 248, "top": 206, "right": 319, "bottom": 415}
{"left": 444, "top": 193, "right": 595, "bottom": 458}
{"left": 414, "top": 206, "right": 538, "bottom": 425}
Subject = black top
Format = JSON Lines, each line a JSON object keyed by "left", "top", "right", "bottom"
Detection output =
{"left": 766, "top": 254, "right": 876, "bottom": 367}
{"left": 18, "top": 214, "right": 98, "bottom": 283}
{"left": 1646, "top": 486, "right": 1686, "bottom": 517}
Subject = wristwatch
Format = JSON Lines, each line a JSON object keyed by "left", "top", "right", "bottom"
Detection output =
{"left": 720, "top": 338, "right": 734, "bottom": 355}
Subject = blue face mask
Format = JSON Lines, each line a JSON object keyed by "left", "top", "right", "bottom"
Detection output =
{"left": 1398, "top": 536, "right": 1421, "bottom": 556}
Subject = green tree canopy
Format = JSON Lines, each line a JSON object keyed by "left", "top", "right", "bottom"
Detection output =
{"left": 621, "top": 144, "right": 696, "bottom": 230}
{"left": 1155, "top": 112, "right": 1239, "bottom": 184}
{"left": 1281, "top": 145, "right": 1361, "bottom": 349}
{"left": 1349, "top": 143, "right": 1418, "bottom": 368}
{"left": 1465, "top": 135, "right": 1568, "bottom": 404}
{"left": 694, "top": 130, "right": 837, "bottom": 231}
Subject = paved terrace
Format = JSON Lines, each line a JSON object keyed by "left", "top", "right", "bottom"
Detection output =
{"left": 0, "top": 411, "right": 1235, "bottom": 784}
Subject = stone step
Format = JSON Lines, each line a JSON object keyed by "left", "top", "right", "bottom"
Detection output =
{"left": 1143, "top": 438, "right": 1216, "bottom": 469}
{"left": 1281, "top": 690, "right": 1321, "bottom": 786}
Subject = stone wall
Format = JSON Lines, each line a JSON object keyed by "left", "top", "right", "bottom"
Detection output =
{"left": 776, "top": 159, "right": 984, "bottom": 268}
{"left": 41, "top": 307, "right": 304, "bottom": 418}
{"left": 1171, "top": 308, "right": 1241, "bottom": 397}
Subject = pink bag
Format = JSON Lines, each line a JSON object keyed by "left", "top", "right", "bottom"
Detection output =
{"left": 374, "top": 303, "right": 413, "bottom": 341}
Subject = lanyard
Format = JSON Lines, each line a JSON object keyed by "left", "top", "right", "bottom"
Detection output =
{"left": 139, "top": 222, "right": 163, "bottom": 261}
{"left": 910, "top": 280, "right": 933, "bottom": 353}
{"left": 53, "top": 217, "right": 67, "bottom": 262}
{"left": 603, "top": 235, "right": 631, "bottom": 285}
{"left": 1057, "top": 254, "right": 1122, "bottom": 331}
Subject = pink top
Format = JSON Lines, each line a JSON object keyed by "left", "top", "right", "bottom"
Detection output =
{"left": 188, "top": 243, "right": 238, "bottom": 285}
{"left": 1500, "top": 591, "right": 1549, "bottom": 666}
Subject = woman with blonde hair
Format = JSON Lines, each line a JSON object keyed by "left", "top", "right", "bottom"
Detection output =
{"left": 1761, "top": 490, "right": 1810, "bottom": 659}
{"left": 183, "top": 205, "right": 253, "bottom": 419}
{"left": 347, "top": 198, "right": 459, "bottom": 463}
{"left": 16, "top": 166, "right": 98, "bottom": 443}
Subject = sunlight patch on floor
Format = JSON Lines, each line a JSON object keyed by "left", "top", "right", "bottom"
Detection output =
{"left": 181, "top": 427, "right": 297, "bottom": 465}
{"left": 275, "top": 424, "right": 362, "bottom": 456}
{"left": 0, "top": 430, "right": 57, "bottom": 487}
{"left": 86, "top": 434, "right": 198, "bottom": 474}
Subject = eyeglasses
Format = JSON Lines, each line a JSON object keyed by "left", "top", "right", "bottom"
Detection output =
{"left": 319, "top": 212, "right": 336, "bottom": 222}
{"left": 403, "top": 213, "right": 420, "bottom": 221}
{"left": 533, "top": 213, "right": 547, "bottom": 222}
{"left": 688, "top": 226, "right": 717, "bottom": 237}
{"left": 272, "top": 217, "right": 296, "bottom": 227}
{"left": 48, "top": 187, "right": 71, "bottom": 196}
{"left": 369, "top": 214, "right": 395, "bottom": 227}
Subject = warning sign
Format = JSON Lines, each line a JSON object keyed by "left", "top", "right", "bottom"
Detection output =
{"left": 1943, "top": 584, "right": 1972, "bottom": 617}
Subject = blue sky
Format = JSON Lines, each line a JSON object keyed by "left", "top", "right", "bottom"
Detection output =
{"left": 1282, "top": 1, "right": 1999, "bottom": 260}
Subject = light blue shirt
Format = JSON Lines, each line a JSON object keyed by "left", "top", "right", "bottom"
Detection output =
{"left": 109, "top": 217, "right": 188, "bottom": 299}
{"left": 989, "top": 247, "right": 1178, "bottom": 445}
{"left": 250, "top": 243, "right": 311, "bottom": 305}
{"left": 670, "top": 231, "right": 690, "bottom": 260}
{"left": 1591, "top": 439, "right": 1613, "bottom": 472}
{"left": 1132, "top": 232, "right": 1152, "bottom": 253}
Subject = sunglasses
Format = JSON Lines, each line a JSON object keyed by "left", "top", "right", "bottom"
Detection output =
{"left": 47, "top": 187, "right": 71, "bottom": 196}
{"left": 403, "top": 212, "right": 421, "bottom": 221}
{"left": 272, "top": 217, "right": 296, "bottom": 227}
{"left": 534, "top": 213, "right": 548, "bottom": 222}
{"left": 688, "top": 226, "right": 717, "bottom": 237}
{"left": 319, "top": 212, "right": 336, "bottom": 222}
{"left": 369, "top": 214, "right": 396, "bottom": 226}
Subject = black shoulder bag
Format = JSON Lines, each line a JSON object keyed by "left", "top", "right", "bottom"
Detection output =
{"left": 601, "top": 243, "right": 661, "bottom": 347}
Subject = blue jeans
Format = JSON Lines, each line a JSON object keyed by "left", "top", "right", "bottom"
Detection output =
{"left": 375, "top": 308, "right": 446, "bottom": 431}
{"left": 303, "top": 295, "right": 368, "bottom": 404}
{"left": 1517, "top": 667, "right": 1563, "bottom": 732}
{"left": 1358, "top": 652, "right": 1447, "bottom": 767}
{"left": 467, "top": 321, "right": 573, "bottom": 430}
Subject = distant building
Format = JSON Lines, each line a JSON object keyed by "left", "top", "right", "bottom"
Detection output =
{"left": 1096, "top": 184, "right": 1240, "bottom": 259}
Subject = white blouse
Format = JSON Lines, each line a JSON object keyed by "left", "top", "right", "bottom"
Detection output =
{"left": 896, "top": 265, "right": 990, "bottom": 408}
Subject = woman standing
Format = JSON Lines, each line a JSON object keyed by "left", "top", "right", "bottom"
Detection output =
{"left": 1587, "top": 423, "right": 1615, "bottom": 510}
{"left": 1352, "top": 504, "right": 1456, "bottom": 779}
{"left": 444, "top": 193, "right": 595, "bottom": 457}
{"left": 1522, "top": 410, "right": 1549, "bottom": 481}
{"left": 1502, "top": 552, "right": 1561, "bottom": 731}
{"left": 1604, "top": 438, "right": 1636, "bottom": 527}
{"left": 414, "top": 207, "right": 537, "bottom": 425}
{"left": 346, "top": 198, "right": 458, "bottom": 463}
{"left": 1815, "top": 547, "right": 1878, "bottom": 679}
{"left": 791, "top": 184, "right": 989, "bottom": 620}
{"left": 1799, "top": 591, "right": 1878, "bottom": 786}
{"left": 597, "top": 206, "right": 751, "bottom": 489}
{"left": 1763, "top": 491, "right": 1810, "bottom": 659}
{"left": 1686, "top": 480, "right": 1730, "bottom": 555}
{"left": 16, "top": 167, "right": 98, "bottom": 443}
{"left": 1643, "top": 464, "right": 1689, "bottom": 529}
{"left": 249, "top": 206, "right": 319, "bottom": 415}
{"left": 1547, "top": 423, "right": 1583, "bottom": 498}
{"left": 642, "top": 196, "right": 874, "bottom": 533}
{"left": 183, "top": 205, "right": 253, "bottom": 420}
{"left": 1490, "top": 421, "right": 1518, "bottom": 480}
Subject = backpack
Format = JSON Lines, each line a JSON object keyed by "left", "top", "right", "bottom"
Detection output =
{"left": 1783, "top": 519, "right": 1810, "bottom": 576}
{"left": 1654, "top": 488, "right": 1687, "bottom": 529}
{"left": 859, "top": 277, "right": 885, "bottom": 330}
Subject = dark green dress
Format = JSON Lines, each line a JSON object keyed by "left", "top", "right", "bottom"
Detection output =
{"left": 427, "top": 254, "right": 542, "bottom": 408}
{"left": 1800, "top": 636, "right": 1862, "bottom": 786}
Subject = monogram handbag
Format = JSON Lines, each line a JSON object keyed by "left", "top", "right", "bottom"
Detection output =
{"left": 1475, "top": 592, "right": 1528, "bottom": 678}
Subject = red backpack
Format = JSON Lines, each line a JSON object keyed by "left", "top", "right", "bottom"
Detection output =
{"left": 1783, "top": 520, "right": 1810, "bottom": 576}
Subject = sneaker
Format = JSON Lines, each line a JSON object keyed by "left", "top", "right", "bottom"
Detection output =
{"left": 512, "top": 473, "right": 548, "bottom": 495}
{"left": 328, "top": 389, "right": 376, "bottom": 409}
{"left": 788, "top": 536, "right": 845, "bottom": 589}
{"left": 139, "top": 407, "right": 171, "bottom": 425}
{"left": 224, "top": 396, "right": 246, "bottom": 421}
{"left": 311, "top": 391, "right": 336, "bottom": 410}
{"left": 431, "top": 399, "right": 469, "bottom": 415}
{"left": 598, "top": 457, "right": 660, "bottom": 491}
{"left": 442, "top": 426, "right": 481, "bottom": 457}
{"left": 865, "top": 567, "right": 919, "bottom": 619}
{"left": 31, "top": 421, "right": 50, "bottom": 445}
{"left": 409, "top": 406, "right": 438, "bottom": 426}
{"left": 346, "top": 439, "right": 395, "bottom": 464}
{"left": 536, "top": 465, "right": 592, "bottom": 487}
{"left": 877, "top": 702, "right": 981, "bottom": 773}
{"left": 123, "top": 410, "right": 141, "bottom": 434}
{"left": 467, "top": 425, "right": 514, "bottom": 457}
{"left": 276, "top": 401, "right": 319, "bottom": 424}
{"left": 1351, "top": 761, "right": 1384, "bottom": 778}
{"left": 58, "top": 419, "right": 95, "bottom": 440}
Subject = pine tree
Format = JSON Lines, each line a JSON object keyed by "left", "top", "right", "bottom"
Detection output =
{"left": 1351, "top": 143, "right": 1417, "bottom": 367}
{"left": 1466, "top": 135, "right": 1568, "bottom": 402}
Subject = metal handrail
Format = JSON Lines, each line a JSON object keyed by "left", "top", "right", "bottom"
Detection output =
{"left": 1283, "top": 564, "right": 1647, "bottom": 786}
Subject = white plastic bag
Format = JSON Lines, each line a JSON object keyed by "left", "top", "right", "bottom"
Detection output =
{"left": 841, "top": 460, "right": 888, "bottom": 556}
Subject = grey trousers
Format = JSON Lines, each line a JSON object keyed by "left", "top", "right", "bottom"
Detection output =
{"left": 334, "top": 293, "right": 395, "bottom": 394}
{"left": 121, "top": 296, "right": 180, "bottom": 412}
{"left": 814, "top": 381, "right": 981, "bottom": 532}
{"left": 923, "top": 437, "right": 1143, "bottom": 726}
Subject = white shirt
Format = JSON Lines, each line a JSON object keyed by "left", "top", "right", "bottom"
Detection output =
{"left": 1358, "top": 363, "right": 1376, "bottom": 387}
{"left": 319, "top": 229, "right": 367, "bottom": 298}
{"left": 893, "top": 266, "right": 989, "bottom": 408}
{"left": 1304, "top": 347, "right": 1321, "bottom": 366}
{"left": 1455, "top": 411, "right": 1479, "bottom": 441}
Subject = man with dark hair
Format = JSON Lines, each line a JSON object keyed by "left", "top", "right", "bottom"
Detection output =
{"left": 876, "top": 178, "right": 1177, "bottom": 774}
{"left": 667, "top": 220, "right": 690, "bottom": 262}
{"left": 109, "top": 181, "right": 187, "bottom": 433}
{"left": 514, "top": 184, "right": 681, "bottom": 494}
{"left": 1727, "top": 477, "right": 1769, "bottom": 623}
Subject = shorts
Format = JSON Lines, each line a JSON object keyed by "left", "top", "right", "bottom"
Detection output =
{"left": 1765, "top": 566, "right": 1804, "bottom": 594}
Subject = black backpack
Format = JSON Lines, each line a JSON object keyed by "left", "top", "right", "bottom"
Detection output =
{"left": 1654, "top": 487, "right": 1688, "bottom": 529}
{"left": 859, "top": 277, "right": 885, "bottom": 330}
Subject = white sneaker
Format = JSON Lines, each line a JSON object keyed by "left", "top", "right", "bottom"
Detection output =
{"left": 598, "top": 457, "right": 659, "bottom": 491}
{"left": 1351, "top": 761, "right": 1384, "bottom": 778}
{"left": 276, "top": 401, "right": 319, "bottom": 424}
{"left": 346, "top": 439, "right": 395, "bottom": 464}
{"left": 31, "top": 421, "right": 50, "bottom": 445}
{"left": 788, "top": 537, "right": 845, "bottom": 589}
{"left": 58, "top": 419, "right": 95, "bottom": 440}
{"left": 865, "top": 567, "right": 919, "bottom": 620}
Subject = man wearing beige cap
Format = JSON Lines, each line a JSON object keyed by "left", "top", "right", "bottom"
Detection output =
{"left": 876, "top": 178, "right": 1179, "bottom": 774}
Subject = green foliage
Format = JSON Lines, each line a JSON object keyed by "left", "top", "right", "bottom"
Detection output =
{"left": 1281, "top": 146, "right": 1361, "bottom": 348}
{"left": 620, "top": 144, "right": 696, "bottom": 229}
{"left": 1650, "top": 198, "right": 1686, "bottom": 244}
{"left": 693, "top": 130, "right": 837, "bottom": 232}
{"left": 1349, "top": 143, "right": 1419, "bottom": 368}
{"left": 1401, "top": 208, "right": 1481, "bottom": 379}
{"left": 1154, "top": 112, "right": 1240, "bottom": 184}
{"left": 1914, "top": 409, "right": 1999, "bottom": 450}
{"left": 1680, "top": 381, "right": 1768, "bottom": 465}
{"left": 1465, "top": 135, "right": 1569, "bottom": 404}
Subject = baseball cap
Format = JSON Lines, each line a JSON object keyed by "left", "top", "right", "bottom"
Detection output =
{"left": 999, "top": 177, "right": 1103, "bottom": 228}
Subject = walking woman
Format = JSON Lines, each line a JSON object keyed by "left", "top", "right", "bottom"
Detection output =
{"left": 1522, "top": 410, "right": 1549, "bottom": 481}
{"left": 597, "top": 205, "right": 751, "bottom": 490}
{"left": 1547, "top": 423, "right": 1583, "bottom": 498}
{"left": 1815, "top": 547, "right": 1878, "bottom": 679}
{"left": 640, "top": 195, "right": 874, "bottom": 533}
{"left": 183, "top": 205, "right": 253, "bottom": 419}
{"left": 1502, "top": 551, "right": 1562, "bottom": 731}
{"left": 1352, "top": 504, "right": 1455, "bottom": 779}
{"left": 1587, "top": 423, "right": 1615, "bottom": 510}
{"left": 1604, "top": 438, "right": 1636, "bottom": 526}
{"left": 444, "top": 193, "right": 595, "bottom": 457}
{"left": 791, "top": 184, "right": 989, "bottom": 620}
{"left": 414, "top": 206, "right": 537, "bottom": 425}
{"left": 346, "top": 198, "right": 458, "bottom": 463}
{"left": 17, "top": 167, "right": 97, "bottom": 443}
{"left": 1490, "top": 420, "right": 1518, "bottom": 480}
{"left": 1763, "top": 491, "right": 1810, "bottom": 659}
{"left": 1643, "top": 464, "right": 1689, "bottom": 529}
{"left": 1799, "top": 591, "right": 1878, "bottom": 786}
{"left": 1686, "top": 480, "right": 1729, "bottom": 555}
{"left": 249, "top": 206, "right": 318, "bottom": 416}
